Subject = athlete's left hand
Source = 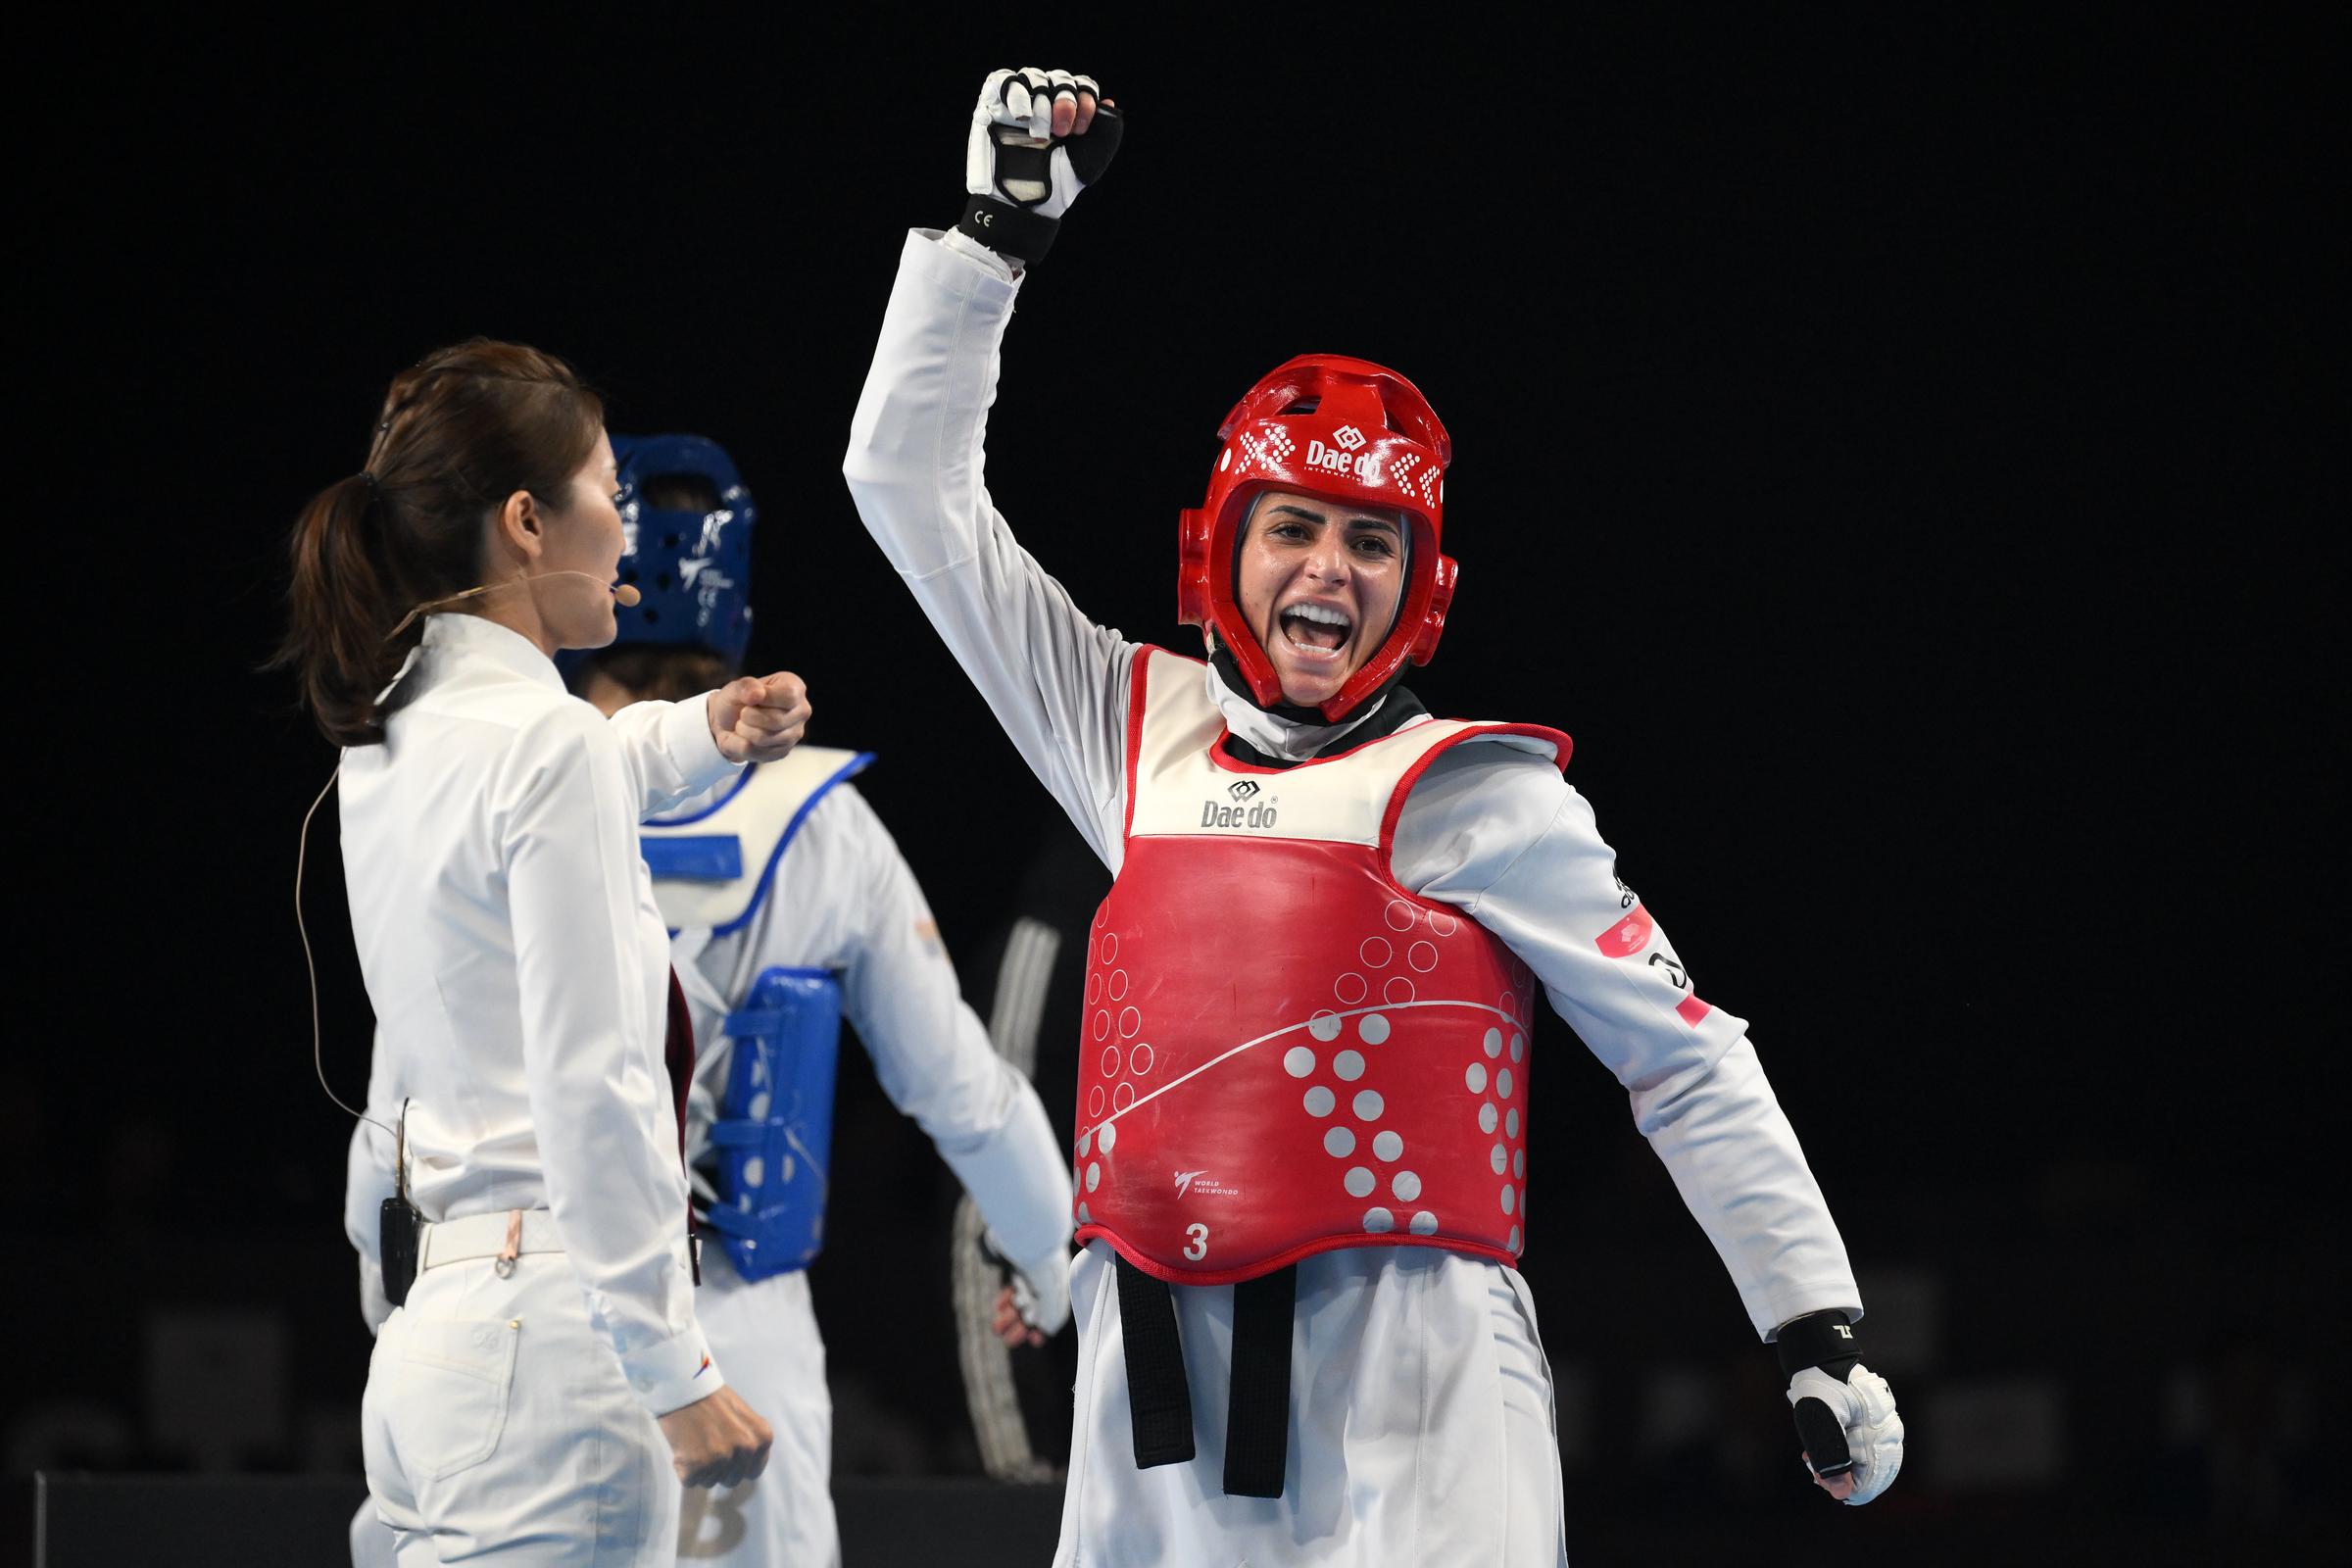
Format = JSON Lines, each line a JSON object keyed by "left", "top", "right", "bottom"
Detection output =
{"left": 1788, "top": 1362, "right": 1905, "bottom": 1504}
{"left": 709, "top": 672, "right": 811, "bottom": 763}
{"left": 1775, "top": 1310, "right": 1903, "bottom": 1504}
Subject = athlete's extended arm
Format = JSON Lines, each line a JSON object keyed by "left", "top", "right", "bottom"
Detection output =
{"left": 842, "top": 68, "right": 1135, "bottom": 865}
{"left": 1396, "top": 745, "right": 1902, "bottom": 1502}
{"left": 828, "top": 786, "right": 1075, "bottom": 1335}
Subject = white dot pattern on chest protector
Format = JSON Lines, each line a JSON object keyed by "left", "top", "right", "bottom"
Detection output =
{"left": 1077, "top": 773, "right": 1548, "bottom": 1270}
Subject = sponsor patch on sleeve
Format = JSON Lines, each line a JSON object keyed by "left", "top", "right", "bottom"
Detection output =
{"left": 1594, "top": 904, "right": 1655, "bottom": 957}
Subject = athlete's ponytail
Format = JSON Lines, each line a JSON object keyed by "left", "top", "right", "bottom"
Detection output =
{"left": 271, "top": 339, "right": 605, "bottom": 746}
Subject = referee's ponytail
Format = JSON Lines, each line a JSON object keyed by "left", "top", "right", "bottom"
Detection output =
{"left": 272, "top": 340, "right": 605, "bottom": 746}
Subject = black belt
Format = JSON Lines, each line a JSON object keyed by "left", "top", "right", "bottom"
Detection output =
{"left": 1114, "top": 1255, "right": 1297, "bottom": 1497}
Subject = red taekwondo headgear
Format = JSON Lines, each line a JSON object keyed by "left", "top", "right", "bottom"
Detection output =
{"left": 1178, "top": 354, "right": 1456, "bottom": 723}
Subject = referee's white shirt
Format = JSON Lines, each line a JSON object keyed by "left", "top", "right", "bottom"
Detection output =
{"left": 338, "top": 611, "right": 740, "bottom": 1417}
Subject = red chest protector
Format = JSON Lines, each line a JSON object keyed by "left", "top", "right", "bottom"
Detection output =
{"left": 1073, "top": 649, "right": 1571, "bottom": 1286}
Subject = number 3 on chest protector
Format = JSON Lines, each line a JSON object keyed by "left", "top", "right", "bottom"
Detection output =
{"left": 1184, "top": 1223, "right": 1209, "bottom": 1261}
{"left": 702, "top": 966, "right": 843, "bottom": 1280}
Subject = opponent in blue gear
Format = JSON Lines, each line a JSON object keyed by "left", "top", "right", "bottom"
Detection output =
{"left": 568, "top": 433, "right": 1071, "bottom": 1567}
{"left": 638, "top": 745, "right": 876, "bottom": 1280}
{"left": 611, "top": 432, "right": 757, "bottom": 666}
{"left": 700, "top": 967, "right": 844, "bottom": 1280}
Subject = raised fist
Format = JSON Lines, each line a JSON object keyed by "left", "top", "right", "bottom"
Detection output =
{"left": 958, "top": 67, "right": 1122, "bottom": 265}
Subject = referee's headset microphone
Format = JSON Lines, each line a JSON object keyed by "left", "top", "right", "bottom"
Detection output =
{"left": 291, "top": 572, "right": 648, "bottom": 1300}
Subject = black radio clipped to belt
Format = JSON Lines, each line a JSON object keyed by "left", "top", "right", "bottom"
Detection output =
{"left": 380, "top": 1100, "right": 422, "bottom": 1307}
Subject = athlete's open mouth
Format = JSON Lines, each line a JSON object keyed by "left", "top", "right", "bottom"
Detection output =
{"left": 1280, "top": 602, "right": 1350, "bottom": 657}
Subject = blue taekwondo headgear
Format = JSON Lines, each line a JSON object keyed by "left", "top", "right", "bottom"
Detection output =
{"left": 609, "top": 432, "right": 757, "bottom": 667}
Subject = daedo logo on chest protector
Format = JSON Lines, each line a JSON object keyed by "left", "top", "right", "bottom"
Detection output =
{"left": 1200, "top": 780, "right": 1280, "bottom": 830}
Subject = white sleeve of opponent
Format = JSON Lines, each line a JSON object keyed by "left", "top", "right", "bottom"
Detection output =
{"left": 830, "top": 786, "right": 1074, "bottom": 1273}
{"left": 502, "top": 705, "right": 718, "bottom": 1415}
{"left": 842, "top": 227, "right": 1137, "bottom": 867}
{"left": 606, "top": 693, "right": 744, "bottom": 820}
{"left": 1396, "top": 747, "right": 1863, "bottom": 1339}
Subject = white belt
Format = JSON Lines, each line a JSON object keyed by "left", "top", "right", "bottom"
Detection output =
{"left": 417, "top": 1208, "right": 564, "bottom": 1275}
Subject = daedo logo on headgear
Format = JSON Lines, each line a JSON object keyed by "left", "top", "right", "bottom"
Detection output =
{"left": 1304, "top": 424, "right": 1381, "bottom": 483}
{"left": 1202, "top": 778, "right": 1278, "bottom": 830}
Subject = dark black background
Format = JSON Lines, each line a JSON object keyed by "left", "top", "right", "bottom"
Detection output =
{"left": 7, "top": 8, "right": 2337, "bottom": 1562}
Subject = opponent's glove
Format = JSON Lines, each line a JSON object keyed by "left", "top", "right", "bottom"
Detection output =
{"left": 959, "top": 66, "right": 1123, "bottom": 266}
{"left": 982, "top": 1227, "right": 1072, "bottom": 1337}
{"left": 1777, "top": 1311, "right": 1905, "bottom": 1505}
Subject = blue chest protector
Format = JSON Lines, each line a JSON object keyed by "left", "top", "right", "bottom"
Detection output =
{"left": 697, "top": 967, "right": 843, "bottom": 1282}
{"left": 638, "top": 746, "right": 875, "bottom": 1282}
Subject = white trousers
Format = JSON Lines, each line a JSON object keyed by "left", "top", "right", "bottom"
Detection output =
{"left": 673, "top": 1250, "right": 838, "bottom": 1566}
{"left": 355, "top": 1250, "right": 835, "bottom": 1568}
{"left": 360, "top": 1251, "right": 678, "bottom": 1566}
{"left": 1054, "top": 1241, "right": 1569, "bottom": 1568}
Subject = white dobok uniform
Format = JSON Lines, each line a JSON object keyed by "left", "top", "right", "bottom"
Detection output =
{"left": 842, "top": 229, "right": 1866, "bottom": 1567}
{"left": 353, "top": 736, "right": 1072, "bottom": 1568}
{"left": 339, "top": 613, "right": 738, "bottom": 1567}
